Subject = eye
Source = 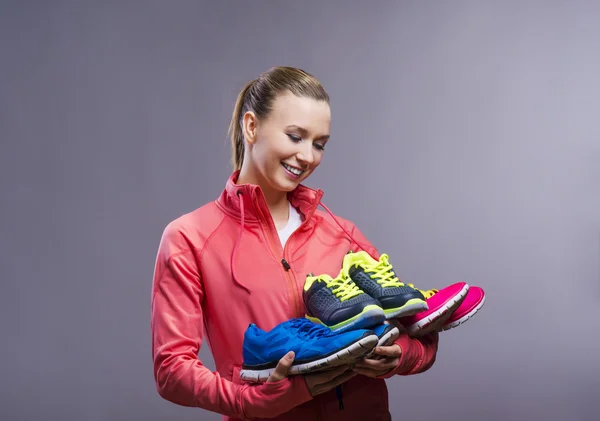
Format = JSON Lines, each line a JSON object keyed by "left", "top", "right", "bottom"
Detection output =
{"left": 313, "top": 143, "right": 325, "bottom": 151}
{"left": 287, "top": 134, "right": 301, "bottom": 142}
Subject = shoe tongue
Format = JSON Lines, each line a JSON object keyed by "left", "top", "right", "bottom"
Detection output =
{"left": 304, "top": 274, "right": 321, "bottom": 291}
{"left": 342, "top": 250, "right": 356, "bottom": 267}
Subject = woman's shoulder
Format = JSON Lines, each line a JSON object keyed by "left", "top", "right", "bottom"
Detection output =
{"left": 158, "top": 200, "right": 227, "bottom": 255}
{"left": 312, "top": 207, "right": 357, "bottom": 231}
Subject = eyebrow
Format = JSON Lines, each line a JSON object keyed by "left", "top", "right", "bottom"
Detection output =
{"left": 285, "top": 125, "right": 329, "bottom": 141}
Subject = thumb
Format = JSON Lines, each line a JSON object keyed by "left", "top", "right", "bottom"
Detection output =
{"left": 266, "top": 351, "right": 295, "bottom": 383}
{"left": 374, "top": 344, "right": 402, "bottom": 357}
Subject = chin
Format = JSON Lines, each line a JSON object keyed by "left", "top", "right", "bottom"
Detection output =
{"left": 272, "top": 173, "right": 304, "bottom": 192}
{"left": 275, "top": 178, "right": 299, "bottom": 192}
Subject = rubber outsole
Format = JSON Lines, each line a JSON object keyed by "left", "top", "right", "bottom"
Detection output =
{"left": 439, "top": 294, "right": 486, "bottom": 332}
{"left": 377, "top": 326, "right": 400, "bottom": 347}
{"left": 307, "top": 305, "right": 386, "bottom": 334}
{"left": 239, "top": 334, "right": 379, "bottom": 382}
{"left": 383, "top": 298, "right": 429, "bottom": 319}
{"left": 366, "top": 326, "right": 400, "bottom": 359}
{"left": 405, "top": 284, "right": 470, "bottom": 337}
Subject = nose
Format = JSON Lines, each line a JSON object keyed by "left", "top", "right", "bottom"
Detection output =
{"left": 296, "top": 143, "right": 314, "bottom": 167}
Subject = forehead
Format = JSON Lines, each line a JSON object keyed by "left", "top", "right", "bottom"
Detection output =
{"left": 267, "top": 91, "right": 331, "bottom": 132}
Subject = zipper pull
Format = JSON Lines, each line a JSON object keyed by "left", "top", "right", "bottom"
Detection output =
{"left": 281, "top": 258, "right": 291, "bottom": 271}
{"left": 336, "top": 385, "right": 344, "bottom": 410}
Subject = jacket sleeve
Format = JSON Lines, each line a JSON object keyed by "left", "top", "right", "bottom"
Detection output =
{"left": 377, "top": 331, "right": 439, "bottom": 379}
{"left": 348, "top": 223, "right": 439, "bottom": 377}
{"left": 151, "top": 226, "right": 313, "bottom": 420}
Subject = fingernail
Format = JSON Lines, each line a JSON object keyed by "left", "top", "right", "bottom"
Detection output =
{"left": 286, "top": 351, "right": 294, "bottom": 360}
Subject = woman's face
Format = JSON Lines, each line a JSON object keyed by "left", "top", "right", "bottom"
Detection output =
{"left": 243, "top": 90, "right": 331, "bottom": 193}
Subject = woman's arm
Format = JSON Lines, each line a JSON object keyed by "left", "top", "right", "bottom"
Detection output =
{"left": 151, "top": 226, "right": 312, "bottom": 420}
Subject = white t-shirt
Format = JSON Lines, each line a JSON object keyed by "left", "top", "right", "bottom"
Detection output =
{"left": 277, "top": 201, "right": 303, "bottom": 247}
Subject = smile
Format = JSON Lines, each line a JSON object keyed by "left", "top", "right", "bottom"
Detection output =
{"left": 281, "top": 163, "right": 305, "bottom": 176}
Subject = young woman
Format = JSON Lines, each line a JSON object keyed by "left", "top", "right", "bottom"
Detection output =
{"left": 150, "top": 66, "right": 439, "bottom": 421}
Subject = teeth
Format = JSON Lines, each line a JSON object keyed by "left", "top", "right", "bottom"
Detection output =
{"left": 283, "top": 163, "right": 304, "bottom": 176}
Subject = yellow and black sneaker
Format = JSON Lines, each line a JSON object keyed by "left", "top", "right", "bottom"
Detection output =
{"left": 303, "top": 270, "right": 386, "bottom": 334}
{"left": 343, "top": 251, "right": 429, "bottom": 319}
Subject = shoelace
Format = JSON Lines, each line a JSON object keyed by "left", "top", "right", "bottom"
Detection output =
{"left": 364, "top": 254, "right": 406, "bottom": 288}
{"left": 230, "top": 187, "right": 374, "bottom": 294}
{"left": 289, "top": 319, "right": 331, "bottom": 339}
{"left": 406, "top": 284, "right": 438, "bottom": 299}
{"left": 313, "top": 274, "right": 364, "bottom": 302}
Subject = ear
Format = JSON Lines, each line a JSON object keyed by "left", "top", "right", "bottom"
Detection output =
{"left": 242, "top": 111, "right": 258, "bottom": 146}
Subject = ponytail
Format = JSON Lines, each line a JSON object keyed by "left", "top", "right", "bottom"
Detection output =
{"left": 228, "top": 80, "right": 254, "bottom": 171}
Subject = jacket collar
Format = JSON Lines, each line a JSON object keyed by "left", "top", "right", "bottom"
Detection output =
{"left": 216, "top": 170, "right": 324, "bottom": 224}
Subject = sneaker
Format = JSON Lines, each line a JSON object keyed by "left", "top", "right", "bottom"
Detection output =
{"left": 373, "top": 323, "right": 401, "bottom": 347}
{"left": 343, "top": 251, "right": 429, "bottom": 319}
{"left": 438, "top": 286, "right": 485, "bottom": 332}
{"left": 239, "top": 318, "right": 379, "bottom": 382}
{"left": 397, "top": 282, "right": 469, "bottom": 337}
{"left": 365, "top": 323, "right": 401, "bottom": 358}
{"left": 303, "top": 271, "right": 386, "bottom": 333}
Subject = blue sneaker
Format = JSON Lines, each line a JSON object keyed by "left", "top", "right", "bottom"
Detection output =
{"left": 372, "top": 323, "right": 401, "bottom": 347}
{"left": 365, "top": 323, "right": 400, "bottom": 358}
{"left": 239, "top": 318, "right": 379, "bottom": 382}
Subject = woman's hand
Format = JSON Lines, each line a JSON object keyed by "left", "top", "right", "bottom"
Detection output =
{"left": 266, "top": 351, "right": 356, "bottom": 396}
{"left": 351, "top": 345, "right": 402, "bottom": 378}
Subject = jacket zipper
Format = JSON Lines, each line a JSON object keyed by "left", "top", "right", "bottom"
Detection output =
{"left": 282, "top": 259, "right": 302, "bottom": 318}
{"left": 282, "top": 210, "right": 316, "bottom": 318}
{"left": 254, "top": 198, "right": 303, "bottom": 318}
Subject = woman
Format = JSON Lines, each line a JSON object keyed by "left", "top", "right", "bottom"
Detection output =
{"left": 150, "top": 66, "right": 439, "bottom": 421}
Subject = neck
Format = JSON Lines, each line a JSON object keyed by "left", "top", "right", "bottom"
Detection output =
{"left": 236, "top": 165, "right": 290, "bottom": 220}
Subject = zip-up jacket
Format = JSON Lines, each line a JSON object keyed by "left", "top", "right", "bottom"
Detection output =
{"left": 151, "top": 171, "right": 439, "bottom": 420}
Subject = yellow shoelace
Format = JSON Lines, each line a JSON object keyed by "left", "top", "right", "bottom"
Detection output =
{"left": 406, "top": 283, "right": 438, "bottom": 299}
{"left": 314, "top": 274, "right": 364, "bottom": 302}
{"left": 365, "top": 254, "right": 406, "bottom": 288}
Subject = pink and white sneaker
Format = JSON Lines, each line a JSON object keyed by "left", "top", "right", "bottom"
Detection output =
{"left": 438, "top": 286, "right": 485, "bottom": 332}
{"left": 397, "top": 282, "right": 469, "bottom": 338}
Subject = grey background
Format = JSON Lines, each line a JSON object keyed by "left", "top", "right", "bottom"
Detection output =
{"left": 1, "top": 1, "right": 599, "bottom": 420}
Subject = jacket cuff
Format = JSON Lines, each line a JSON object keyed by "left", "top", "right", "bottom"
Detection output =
{"left": 376, "top": 333, "right": 425, "bottom": 379}
{"left": 413, "top": 332, "right": 439, "bottom": 374}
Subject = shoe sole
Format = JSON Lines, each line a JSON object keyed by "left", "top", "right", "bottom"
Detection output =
{"left": 439, "top": 294, "right": 486, "bottom": 332}
{"left": 239, "top": 334, "right": 379, "bottom": 382}
{"left": 406, "top": 284, "right": 470, "bottom": 337}
{"left": 383, "top": 298, "right": 429, "bottom": 319}
{"left": 366, "top": 326, "right": 401, "bottom": 359}
{"left": 307, "top": 304, "right": 386, "bottom": 334}
{"left": 377, "top": 326, "right": 400, "bottom": 347}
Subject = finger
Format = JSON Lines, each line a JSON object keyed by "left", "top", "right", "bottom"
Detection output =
{"left": 353, "top": 358, "right": 384, "bottom": 369}
{"left": 313, "top": 369, "right": 357, "bottom": 396}
{"left": 267, "top": 351, "right": 295, "bottom": 383}
{"left": 351, "top": 366, "right": 387, "bottom": 378}
{"left": 354, "top": 357, "right": 398, "bottom": 371}
{"left": 373, "top": 344, "right": 402, "bottom": 358}
{"left": 307, "top": 365, "right": 350, "bottom": 382}
{"left": 361, "top": 353, "right": 397, "bottom": 363}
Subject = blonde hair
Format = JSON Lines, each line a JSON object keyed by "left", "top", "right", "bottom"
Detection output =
{"left": 227, "top": 66, "right": 330, "bottom": 171}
